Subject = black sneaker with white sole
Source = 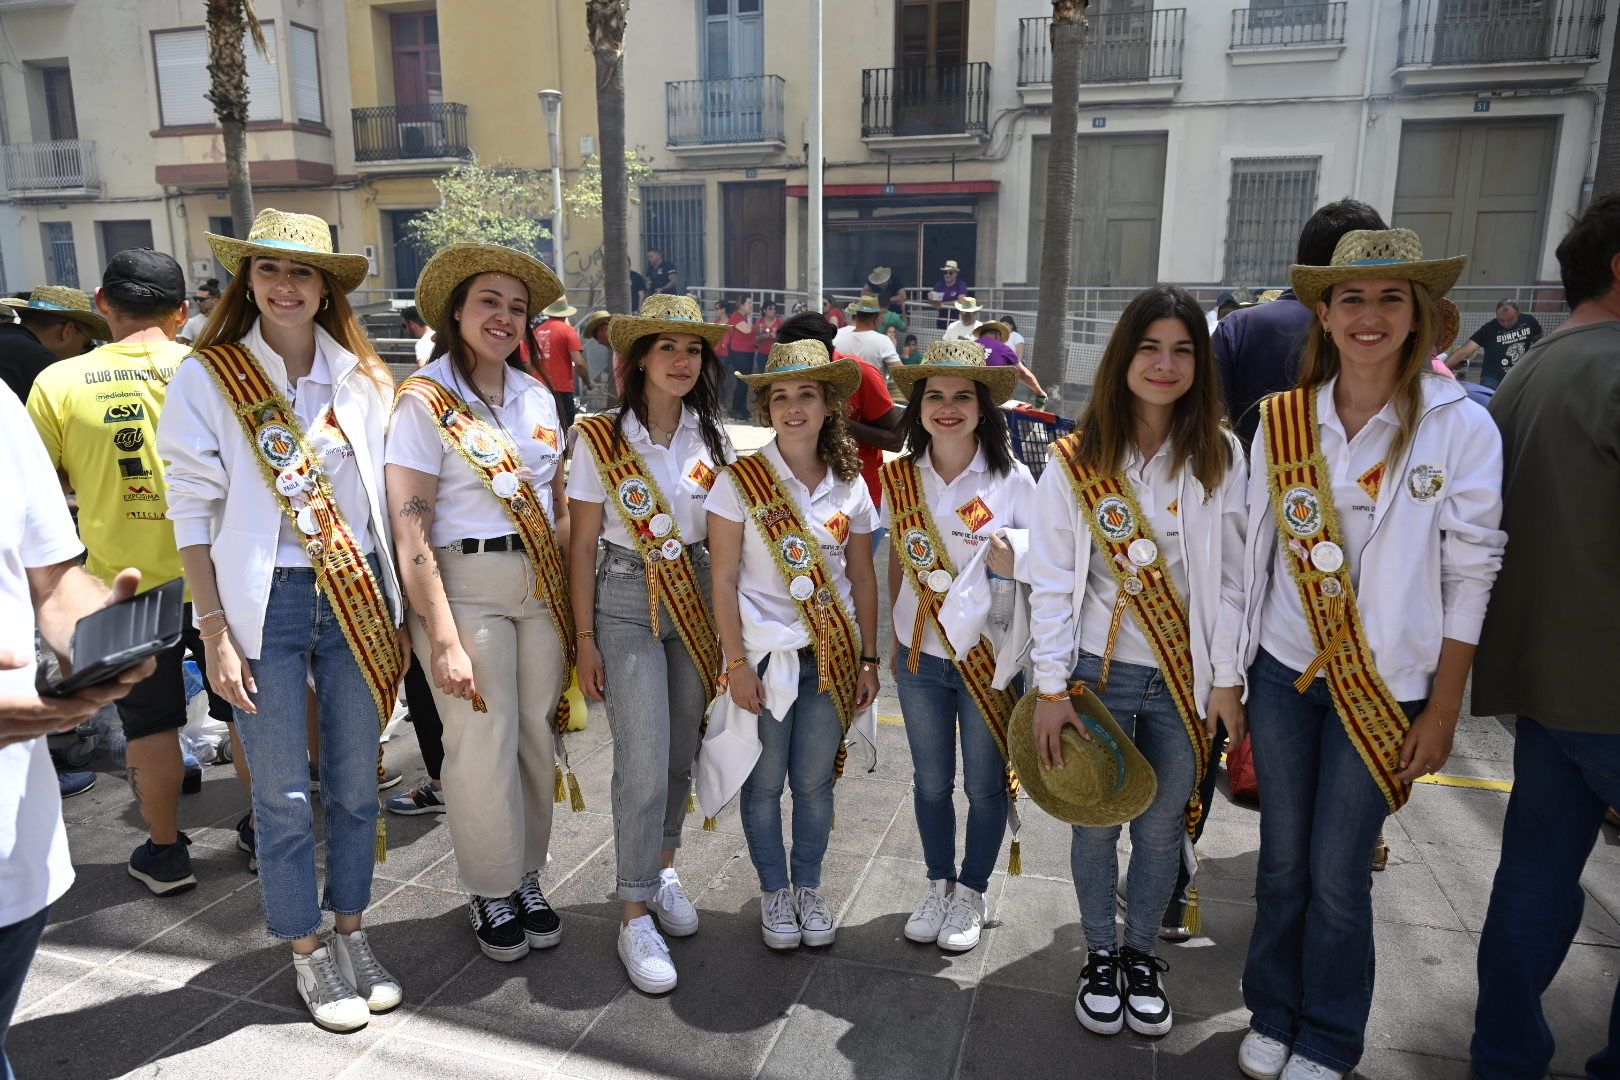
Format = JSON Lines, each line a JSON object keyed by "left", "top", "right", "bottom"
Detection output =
{"left": 1119, "top": 945, "right": 1173, "bottom": 1036}
{"left": 511, "top": 871, "right": 562, "bottom": 949}
{"left": 469, "top": 894, "right": 530, "bottom": 961}
{"left": 1075, "top": 948, "right": 1125, "bottom": 1035}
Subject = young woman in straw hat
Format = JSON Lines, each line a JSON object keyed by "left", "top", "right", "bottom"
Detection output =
{"left": 565, "top": 294, "right": 731, "bottom": 994}
{"left": 701, "top": 341, "right": 881, "bottom": 951}
{"left": 384, "top": 243, "right": 575, "bottom": 964}
{"left": 881, "top": 340, "right": 1034, "bottom": 954}
{"left": 1234, "top": 230, "right": 1504, "bottom": 1080}
{"left": 158, "top": 208, "right": 406, "bottom": 1032}
{"left": 1026, "top": 284, "right": 1249, "bottom": 1040}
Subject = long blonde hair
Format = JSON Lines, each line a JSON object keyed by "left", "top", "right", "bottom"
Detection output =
{"left": 1295, "top": 280, "right": 1440, "bottom": 465}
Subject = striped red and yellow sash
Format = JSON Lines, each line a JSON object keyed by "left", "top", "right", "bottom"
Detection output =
{"left": 575, "top": 414, "right": 721, "bottom": 702}
{"left": 194, "top": 344, "right": 403, "bottom": 729}
{"left": 1055, "top": 433, "right": 1211, "bottom": 836}
{"left": 1262, "top": 388, "right": 1411, "bottom": 812}
{"left": 726, "top": 452, "right": 860, "bottom": 777}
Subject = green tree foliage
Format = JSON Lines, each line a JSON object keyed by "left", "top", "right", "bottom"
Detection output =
{"left": 563, "top": 150, "right": 656, "bottom": 220}
{"left": 407, "top": 159, "right": 554, "bottom": 253}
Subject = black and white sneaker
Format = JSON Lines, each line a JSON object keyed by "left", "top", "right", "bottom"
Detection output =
{"left": 469, "top": 894, "right": 530, "bottom": 962}
{"left": 1075, "top": 948, "right": 1125, "bottom": 1035}
{"left": 511, "top": 870, "right": 562, "bottom": 949}
{"left": 1119, "top": 945, "right": 1173, "bottom": 1036}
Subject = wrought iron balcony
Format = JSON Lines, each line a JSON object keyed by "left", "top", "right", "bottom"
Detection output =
{"left": 666, "top": 75, "right": 785, "bottom": 147}
{"left": 351, "top": 102, "right": 470, "bottom": 164}
{"left": 1019, "top": 10, "right": 1186, "bottom": 86}
{"left": 1231, "top": 1, "right": 1349, "bottom": 48}
{"left": 2, "top": 139, "right": 98, "bottom": 194}
{"left": 861, "top": 62, "right": 990, "bottom": 139}
{"left": 1398, "top": 0, "right": 1604, "bottom": 67}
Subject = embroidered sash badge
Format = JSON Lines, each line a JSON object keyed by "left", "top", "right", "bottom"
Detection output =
{"left": 956, "top": 495, "right": 994, "bottom": 532}
{"left": 688, "top": 459, "right": 717, "bottom": 491}
{"left": 825, "top": 510, "right": 851, "bottom": 544}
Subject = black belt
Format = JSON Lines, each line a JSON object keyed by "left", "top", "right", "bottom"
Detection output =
{"left": 450, "top": 533, "right": 524, "bottom": 554}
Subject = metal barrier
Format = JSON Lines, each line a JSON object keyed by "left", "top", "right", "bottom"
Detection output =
{"left": 666, "top": 75, "right": 786, "bottom": 146}
{"left": 1230, "top": 1, "right": 1349, "bottom": 49}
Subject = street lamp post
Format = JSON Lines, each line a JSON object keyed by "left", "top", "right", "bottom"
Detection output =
{"left": 539, "top": 89, "right": 565, "bottom": 291}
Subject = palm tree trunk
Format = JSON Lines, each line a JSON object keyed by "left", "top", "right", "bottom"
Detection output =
{"left": 1594, "top": 10, "right": 1620, "bottom": 198}
{"left": 588, "top": 1, "right": 632, "bottom": 313}
{"left": 1031, "top": 1, "right": 1088, "bottom": 401}
{"left": 205, "top": 0, "right": 267, "bottom": 239}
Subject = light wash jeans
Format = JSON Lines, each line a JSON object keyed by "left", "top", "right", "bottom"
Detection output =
{"left": 894, "top": 644, "right": 1009, "bottom": 894}
{"left": 740, "top": 652, "right": 844, "bottom": 893}
{"left": 234, "top": 564, "right": 383, "bottom": 940}
{"left": 1068, "top": 650, "right": 1196, "bottom": 956}
{"left": 596, "top": 542, "right": 712, "bottom": 902}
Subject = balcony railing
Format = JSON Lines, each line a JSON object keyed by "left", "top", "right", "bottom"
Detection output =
{"left": 1018, "top": 9, "right": 1186, "bottom": 86}
{"left": 861, "top": 62, "right": 990, "bottom": 139}
{"left": 1231, "top": 1, "right": 1348, "bottom": 48}
{"left": 666, "top": 75, "right": 786, "bottom": 146}
{"left": 2, "top": 138, "right": 97, "bottom": 193}
{"left": 1398, "top": 0, "right": 1604, "bottom": 67}
{"left": 351, "top": 102, "right": 470, "bottom": 164}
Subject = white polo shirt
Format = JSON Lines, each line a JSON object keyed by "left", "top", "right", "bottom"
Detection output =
{"left": 566, "top": 406, "right": 732, "bottom": 550}
{"left": 705, "top": 439, "right": 878, "bottom": 648}
{"left": 832, "top": 326, "right": 902, "bottom": 371}
{"left": 879, "top": 447, "right": 1035, "bottom": 659}
{"left": 386, "top": 356, "right": 563, "bottom": 547}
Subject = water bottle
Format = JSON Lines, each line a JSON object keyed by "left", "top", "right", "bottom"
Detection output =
{"left": 988, "top": 576, "right": 1016, "bottom": 632}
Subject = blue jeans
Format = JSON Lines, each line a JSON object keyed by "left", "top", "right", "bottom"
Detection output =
{"left": 895, "top": 645, "right": 1009, "bottom": 894}
{"left": 1067, "top": 651, "right": 1197, "bottom": 955}
{"left": 1242, "top": 648, "right": 1424, "bottom": 1073}
{"left": 0, "top": 905, "right": 49, "bottom": 1080}
{"left": 234, "top": 566, "right": 383, "bottom": 940}
{"left": 740, "top": 653, "right": 844, "bottom": 893}
{"left": 1472, "top": 716, "right": 1620, "bottom": 1079}
{"left": 729, "top": 350, "right": 758, "bottom": 417}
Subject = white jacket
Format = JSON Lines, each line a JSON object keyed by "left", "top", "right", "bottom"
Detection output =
{"left": 1239, "top": 374, "right": 1506, "bottom": 701}
{"left": 157, "top": 323, "right": 403, "bottom": 659}
{"left": 1026, "top": 431, "right": 1249, "bottom": 714}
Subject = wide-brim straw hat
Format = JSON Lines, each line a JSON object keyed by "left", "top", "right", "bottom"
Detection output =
{"left": 974, "top": 320, "right": 1011, "bottom": 341}
{"left": 543, "top": 299, "right": 578, "bottom": 319}
{"left": 206, "top": 209, "right": 371, "bottom": 294}
{"left": 1435, "top": 296, "right": 1461, "bottom": 354}
{"left": 0, "top": 284, "right": 110, "bottom": 340}
{"left": 415, "top": 243, "right": 563, "bottom": 329}
{"left": 608, "top": 294, "right": 727, "bottom": 357}
{"left": 580, "top": 309, "right": 612, "bottom": 338}
{"left": 892, "top": 338, "right": 1020, "bottom": 402}
{"left": 1290, "top": 228, "right": 1467, "bottom": 309}
{"left": 1007, "top": 686, "right": 1158, "bottom": 828}
{"left": 850, "top": 294, "right": 884, "bottom": 315}
{"left": 953, "top": 296, "right": 983, "bottom": 313}
{"left": 868, "top": 266, "right": 892, "bottom": 286}
{"left": 739, "top": 339, "right": 861, "bottom": 399}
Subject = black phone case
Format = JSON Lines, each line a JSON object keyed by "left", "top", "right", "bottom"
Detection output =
{"left": 41, "top": 578, "right": 184, "bottom": 697}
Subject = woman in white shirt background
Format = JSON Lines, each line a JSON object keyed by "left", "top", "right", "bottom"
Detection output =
{"left": 1027, "top": 285, "right": 1248, "bottom": 1042}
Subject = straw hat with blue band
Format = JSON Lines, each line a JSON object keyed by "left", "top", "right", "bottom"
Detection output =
{"left": 1007, "top": 685, "right": 1157, "bottom": 828}
{"left": 415, "top": 243, "right": 563, "bottom": 329}
{"left": 850, "top": 294, "right": 884, "bottom": 315}
{"left": 892, "top": 337, "right": 1020, "bottom": 402}
{"left": 206, "top": 209, "right": 372, "bottom": 294}
{"left": 0, "top": 284, "right": 110, "bottom": 340}
{"left": 1290, "top": 228, "right": 1467, "bottom": 309}
{"left": 739, "top": 339, "right": 862, "bottom": 400}
{"left": 543, "top": 298, "right": 578, "bottom": 319}
{"left": 608, "top": 294, "right": 728, "bottom": 357}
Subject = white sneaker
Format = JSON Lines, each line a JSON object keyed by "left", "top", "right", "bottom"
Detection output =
{"left": 760, "top": 888, "right": 801, "bottom": 949}
{"left": 904, "top": 879, "right": 951, "bottom": 943}
{"left": 617, "top": 915, "right": 677, "bottom": 994}
{"left": 1282, "top": 1055, "right": 1344, "bottom": 1080}
{"left": 1238, "top": 1031, "right": 1291, "bottom": 1080}
{"left": 937, "top": 885, "right": 985, "bottom": 952}
{"left": 328, "top": 929, "right": 402, "bottom": 1013}
{"left": 648, "top": 868, "right": 699, "bottom": 938}
{"left": 291, "top": 946, "right": 370, "bottom": 1032}
{"left": 795, "top": 885, "right": 836, "bottom": 947}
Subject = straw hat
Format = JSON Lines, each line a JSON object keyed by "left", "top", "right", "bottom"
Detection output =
{"left": 738, "top": 339, "right": 861, "bottom": 399}
{"left": 206, "top": 209, "right": 371, "bottom": 294}
{"left": 415, "top": 243, "right": 563, "bottom": 329}
{"left": 580, "top": 309, "right": 612, "bottom": 339}
{"left": 1290, "top": 228, "right": 1467, "bottom": 309}
{"left": 892, "top": 338, "right": 1020, "bottom": 402}
{"left": 974, "top": 320, "right": 1010, "bottom": 341}
{"left": 1007, "top": 687, "right": 1158, "bottom": 828}
{"left": 850, "top": 294, "right": 883, "bottom": 315}
{"left": 868, "top": 266, "right": 892, "bottom": 286}
{"left": 941, "top": 260, "right": 961, "bottom": 273}
{"left": 953, "top": 296, "right": 983, "bottom": 314}
{"left": 543, "top": 298, "right": 578, "bottom": 319}
{"left": 608, "top": 294, "right": 727, "bottom": 357}
{"left": 0, "top": 285, "right": 110, "bottom": 340}
{"left": 1435, "top": 296, "right": 1461, "bottom": 354}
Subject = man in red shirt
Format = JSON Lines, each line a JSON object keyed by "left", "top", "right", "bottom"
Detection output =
{"left": 530, "top": 299, "right": 589, "bottom": 430}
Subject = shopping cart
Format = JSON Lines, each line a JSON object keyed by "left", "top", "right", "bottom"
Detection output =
{"left": 1003, "top": 406, "right": 1076, "bottom": 479}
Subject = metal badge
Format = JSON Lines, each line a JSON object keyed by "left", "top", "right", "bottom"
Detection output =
{"left": 491, "top": 471, "right": 521, "bottom": 499}
{"left": 296, "top": 505, "right": 321, "bottom": 536}
{"left": 1309, "top": 541, "right": 1345, "bottom": 573}
{"left": 1128, "top": 538, "right": 1158, "bottom": 567}
{"left": 276, "top": 469, "right": 306, "bottom": 497}
{"left": 661, "top": 538, "right": 684, "bottom": 561}
{"left": 1123, "top": 576, "right": 1145, "bottom": 596}
{"left": 1320, "top": 577, "right": 1344, "bottom": 598}
{"left": 650, "top": 512, "right": 674, "bottom": 538}
{"left": 790, "top": 574, "right": 815, "bottom": 601}
{"left": 927, "top": 569, "right": 954, "bottom": 593}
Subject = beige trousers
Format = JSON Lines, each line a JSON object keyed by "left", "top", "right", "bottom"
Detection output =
{"left": 412, "top": 548, "right": 566, "bottom": 897}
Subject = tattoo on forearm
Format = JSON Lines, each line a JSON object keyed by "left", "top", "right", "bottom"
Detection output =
{"left": 400, "top": 496, "right": 431, "bottom": 519}
{"left": 412, "top": 554, "right": 427, "bottom": 565}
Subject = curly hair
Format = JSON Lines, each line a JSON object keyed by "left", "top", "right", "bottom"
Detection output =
{"left": 752, "top": 380, "right": 864, "bottom": 485}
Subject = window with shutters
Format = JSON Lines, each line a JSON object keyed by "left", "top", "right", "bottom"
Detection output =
{"left": 153, "top": 23, "right": 281, "bottom": 127}
{"left": 1223, "top": 156, "right": 1320, "bottom": 287}
{"left": 641, "top": 185, "right": 706, "bottom": 288}
{"left": 290, "top": 24, "right": 322, "bottom": 125}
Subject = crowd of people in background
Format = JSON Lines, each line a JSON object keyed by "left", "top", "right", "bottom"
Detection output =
{"left": 0, "top": 188, "right": 1615, "bottom": 1080}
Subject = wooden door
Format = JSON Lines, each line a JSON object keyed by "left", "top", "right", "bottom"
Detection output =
{"left": 1028, "top": 132, "right": 1166, "bottom": 285}
{"left": 722, "top": 182, "right": 785, "bottom": 291}
{"left": 390, "top": 12, "right": 442, "bottom": 108}
{"left": 895, "top": 0, "right": 968, "bottom": 136}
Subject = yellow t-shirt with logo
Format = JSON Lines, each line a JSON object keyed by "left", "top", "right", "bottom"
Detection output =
{"left": 26, "top": 338, "right": 192, "bottom": 592}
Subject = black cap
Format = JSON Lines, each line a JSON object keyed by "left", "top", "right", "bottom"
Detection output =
{"left": 102, "top": 248, "right": 187, "bottom": 307}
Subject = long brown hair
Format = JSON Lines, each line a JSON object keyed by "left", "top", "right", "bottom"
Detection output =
{"left": 752, "top": 380, "right": 863, "bottom": 485}
{"left": 615, "top": 332, "right": 729, "bottom": 463}
{"left": 427, "top": 272, "right": 548, "bottom": 416}
{"left": 1294, "top": 279, "right": 1439, "bottom": 466}
{"left": 1075, "top": 284, "right": 1231, "bottom": 492}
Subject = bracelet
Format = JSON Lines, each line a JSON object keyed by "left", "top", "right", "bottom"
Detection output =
{"left": 1429, "top": 701, "right": 1460, "bottom": 725}
{"left": 725, "top": 656, "right": 749, "bottom": 674}
{"left": 860, "top": 661, "right": 879, "bottom": 673}
{"left": 198, "top": 622, "right": 229, "bottom": 641}
{"left": 195, "top": 609, "right": 226, "bottom": 624}
{"left": 1036, "top": 690, "right": 1071, "bottom": 703}
{"left": 575, "top": 629, "right": 596, "bottom": 639}
{"left": 859, "top": 654, "right": 880, "bottom": 664}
